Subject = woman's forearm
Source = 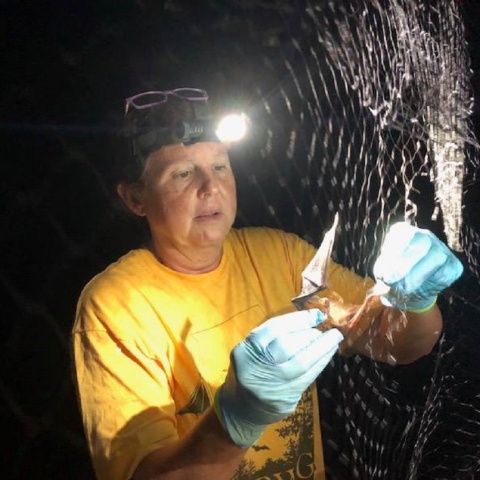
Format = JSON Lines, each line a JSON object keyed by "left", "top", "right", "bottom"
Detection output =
{"left": 349, "top": 304, "right": 443, "bottom": 365}
{"left": 133, "top": 406, "right": 247, "bottom": 480}
{"left": 389, "top": 304, "right": 443, "bottom": 364}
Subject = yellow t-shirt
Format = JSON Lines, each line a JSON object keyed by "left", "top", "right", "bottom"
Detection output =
{"left": 72, "top": 227, "right": 372, "bottom": 480}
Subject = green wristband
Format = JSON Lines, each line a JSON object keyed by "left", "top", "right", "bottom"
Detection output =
{"left": 408, "top": 297, "right": 437, "bottom": 314}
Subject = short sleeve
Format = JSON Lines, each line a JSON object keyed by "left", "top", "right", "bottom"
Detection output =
{"left": 326, "top": 260, "right": 375, "bottom": 304}
{"left": 72, "top": 283, "right": 178, "bottom": 480}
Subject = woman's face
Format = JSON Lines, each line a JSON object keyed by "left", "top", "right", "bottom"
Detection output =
{"left": 135, "top": 141, "right": 237, "bottom": 252}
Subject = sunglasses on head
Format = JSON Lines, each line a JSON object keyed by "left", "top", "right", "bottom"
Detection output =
{"left": 125, "top": 88, "right": 209, "bottom": 114}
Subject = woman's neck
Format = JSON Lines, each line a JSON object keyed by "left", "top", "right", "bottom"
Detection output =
{"left": 150, "top": 241, "right": 223, "bottom": 274}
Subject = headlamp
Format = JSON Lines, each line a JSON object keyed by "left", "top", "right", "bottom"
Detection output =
{"left": 175, "top": 112, "right": 249, "bottom": 144}
{"left": 170, "top": 113, "right": 248, "bottom": 145}
{"left": 215, "top": 113, "right": 249, "bottom": 143}
{"left": 126, "top": 101, "right": 249, "bottom": 163}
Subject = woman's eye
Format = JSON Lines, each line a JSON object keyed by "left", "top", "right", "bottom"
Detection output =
{"left": 173, "top": 170, "right": 192, "bottom": 180}
{"left": 213, "top": 164, "right": 228, "bottom": 172}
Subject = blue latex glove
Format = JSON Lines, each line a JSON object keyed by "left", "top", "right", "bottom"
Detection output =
{"left": 373, "top": 222, "right": 463, "bottom": 312}
{"left": 214, "top": 309, "right": 343, "bottom": 448}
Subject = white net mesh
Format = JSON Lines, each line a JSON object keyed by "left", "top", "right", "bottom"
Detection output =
{"left": 226, "top": 0, "right": 480, "bottom": 477}
{"left": 234, "top": 0, "right": 475, "bottom": 262}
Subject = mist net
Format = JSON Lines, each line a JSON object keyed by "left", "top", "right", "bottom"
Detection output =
{"left": 225, "top": 0, "right": 480, "bottom": 478}
{"left": 3, "top": 0, "right": 480, "bottom": 478}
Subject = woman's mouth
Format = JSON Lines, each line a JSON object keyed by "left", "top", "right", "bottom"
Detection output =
{"left": 196, "top": 211, "right": 222, "bottom": 220}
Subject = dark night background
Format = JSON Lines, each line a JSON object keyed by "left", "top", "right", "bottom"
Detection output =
{"left": 1, "top": 1, "right": 480, "bottom": 479}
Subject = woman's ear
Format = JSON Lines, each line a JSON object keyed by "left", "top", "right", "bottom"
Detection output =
{"left": 116, "top": 183, "right": 146, "bottom": 217}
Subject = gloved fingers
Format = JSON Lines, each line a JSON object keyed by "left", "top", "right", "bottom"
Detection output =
{"left": 263, "top": 328, "right": 324, "bottom": 364}
{"left": 291, "top": 341, "right": 341, "bottom": 386}
{"left": 380, "top": 239, "right": 463, "bottom": 295}
{"left": 374, "top": 229, "right": 432, "bottom": 284}
{"left": 376, "top": 222, "right": 425, "bottom": 258}
{"left": 394, "top": 243, "right": 449, "bottom": 293}
{"left": 247, "top": 309, "right": 327, "bottom": 351}
{"left": 411, "top": 249, "right": 463, "bottom": 291}
{"left": 429, "top": 241, "right": 464, "bottom": 282}
{"left": 443, "top": 250, "right": 464, "bottom": 283}
{"left": 278, "top": 328, "right": 343, "bottom": 380}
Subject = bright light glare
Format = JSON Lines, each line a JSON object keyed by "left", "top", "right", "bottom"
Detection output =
{"left": 215, "top": 113, "right": 248, "bottom": 142}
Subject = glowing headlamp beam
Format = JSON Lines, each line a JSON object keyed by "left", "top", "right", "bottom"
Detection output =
{"left": 215, "top": 113, "right": 248, "bottom": 143}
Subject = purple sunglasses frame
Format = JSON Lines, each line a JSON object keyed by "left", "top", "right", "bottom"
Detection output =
{"left": 125, "top": 88, "right": 209, "bottom": 112}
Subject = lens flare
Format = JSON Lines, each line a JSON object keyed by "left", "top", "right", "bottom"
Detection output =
{"left": 215, "top": 113, "right": 248, "bottom": 142}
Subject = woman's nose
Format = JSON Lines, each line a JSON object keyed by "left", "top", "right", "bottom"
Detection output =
{"left": 199, "top": 170, "right": 219, "bottom": 197}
